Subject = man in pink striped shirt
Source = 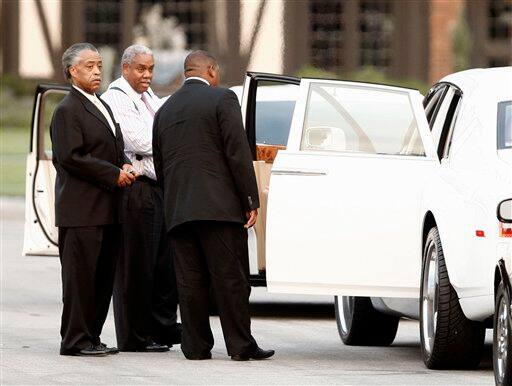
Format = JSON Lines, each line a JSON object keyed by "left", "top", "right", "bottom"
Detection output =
{"left": 102, "top": 44, "right": 181, "bottom": 353}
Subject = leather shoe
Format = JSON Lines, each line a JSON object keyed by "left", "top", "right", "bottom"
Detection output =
{"left": 75, "top": 344, "right": 107, "bottom": 357}
{"left": 184, "top": 352, "right": 212, "bottom": 360}
{"left": 138, "top": 341, "right": 170, "bottom": 352}
{"left": 231, "top": 347, "right": 275, "bottom": 361}
{"left": 97, "top": 343, "right": 119, "bottom": 355}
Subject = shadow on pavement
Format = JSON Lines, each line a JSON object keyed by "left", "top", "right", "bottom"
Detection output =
{"left": 249, "top": 302, "right": 334, "bottom": 319}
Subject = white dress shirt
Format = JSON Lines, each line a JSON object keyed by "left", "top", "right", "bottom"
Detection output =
{"left": 101, "top": 77, "right": 166, "bottom": 180}
{"left": 73, "top": 85, "right": 116, "bottom": 136}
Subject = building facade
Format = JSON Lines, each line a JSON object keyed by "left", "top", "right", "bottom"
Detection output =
{"left": 1, "top": 0, "right": 511, "bottom": 87}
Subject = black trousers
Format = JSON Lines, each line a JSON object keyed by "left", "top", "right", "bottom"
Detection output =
{"left": 59, "top": 225, "right": 119, "bottom": 355}
{"left": 113, "top": 178, "right": 179, "bottom": 350}
{"left": 170, "top": 220, "right": 257, "bottom": 357}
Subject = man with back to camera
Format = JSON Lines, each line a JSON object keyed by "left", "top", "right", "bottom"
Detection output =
{"left": 51, "top": 42, "right": 135, "bottom": 356}
{"left": 153, "top": 50, "right": 275, "bottom": 361}
{"left": 102, "top": 44, "right": 181, "bottom": 352}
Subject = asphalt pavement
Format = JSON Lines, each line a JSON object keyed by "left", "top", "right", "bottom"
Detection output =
{"left": 1, "top": 197, "right": 495, "bottom": 385}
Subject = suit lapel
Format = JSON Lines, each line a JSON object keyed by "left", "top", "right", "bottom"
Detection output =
{"left": 101, "top": 99, "right": 123, "bottom": 139}
{"left": 71, "top": 88, "right": 116, "bottom": 139}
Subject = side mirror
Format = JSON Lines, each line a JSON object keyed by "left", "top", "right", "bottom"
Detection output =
{"left": 498, "top": 199, "right": 512, "bottom": 223}
{"left": 305, "top": 126, "right": 333, "bottom": 149}
{"left": 303, "top": 126, "right": 346, "bottom": 151}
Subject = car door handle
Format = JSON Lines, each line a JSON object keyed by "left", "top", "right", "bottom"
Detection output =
{"left": 271, "top": 168, "right": 327, "bottom": 176}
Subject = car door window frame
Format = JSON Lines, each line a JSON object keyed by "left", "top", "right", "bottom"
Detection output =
{"left": 438, "top": 88, "right": 462, "bottom": 159}
{"left": 32, "top": 85, "right": 70, "bottom": 160}
{"left": 298, "top": 80, "right": 427, "bottom": 157}
{"left": 243, "top": 72, "right": 300, "bottom": 160}
{"left": 424, "top": 83, "right": 448, "bottom": 127}
{"left": 29, "top": 85, "right": 69, "bottom": 248}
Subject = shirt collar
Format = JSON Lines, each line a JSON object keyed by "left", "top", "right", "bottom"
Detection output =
{"left": 73, "top": 85, "right": 98, "bottom": 103}
{"left": 114, "top": 76, "right": 155, "bottom": 102}
{"left": 185, "top": 76, "right": 210, "bottom": 86}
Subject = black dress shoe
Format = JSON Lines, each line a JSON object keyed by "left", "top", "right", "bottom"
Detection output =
{"left": 75, "top": 345, "right": 108, "bottom": 357}
{"left": 97, "top": 343, "right": 119, "bottom": 355}
{"left": 184, "top": 352, "right": 212, "bottom": 360}
{"left": 138, "top": 341, "right": 169, "bottom": 352}
{"left": 231, "top": 347, "right": 275, "bottom": 361}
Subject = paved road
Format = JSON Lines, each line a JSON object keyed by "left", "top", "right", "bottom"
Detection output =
{"left": 1, "top": 197, "right": 495, "bottom": 385}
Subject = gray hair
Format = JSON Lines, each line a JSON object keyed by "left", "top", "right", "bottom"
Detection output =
{"left": 121, "top": 44, "right": 153, "bottom": 66}
{"left": 61, "top": 42, "right": 99, "bottom": 81}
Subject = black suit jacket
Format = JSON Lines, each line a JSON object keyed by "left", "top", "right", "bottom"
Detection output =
{"left": 51, "top": 87, "right": 129, "bottom": 227}
{"left": 153, "top": 79, "right": 260, "bottom": 231}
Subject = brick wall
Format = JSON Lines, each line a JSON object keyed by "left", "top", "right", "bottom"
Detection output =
{"left": 428, "top": 0, "right": 465, "bottom": 84}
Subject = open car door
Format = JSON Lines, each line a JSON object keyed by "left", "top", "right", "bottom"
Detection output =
{"left": 23, "top": 84, "right": 69, "bottom": 256}
{"left": 240, "top": 72, "right": 300, "bottom": 282}
{"left": 266, "top": 79, "right": 438, "bottom": 298}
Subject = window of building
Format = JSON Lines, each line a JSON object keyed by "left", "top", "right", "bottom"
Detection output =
{"left": 84, "top": 1, "right": 122, "bottom": 51}
{"left": 489, "top": 57, "right": 511, "bottom": 67}
{"left": 309, "top": 0, "right": 344, "bottom": 72}
{"left": 300, "top": 82, "right": 425, "bottom": 156}
{"left": 359, "top": 0, "right": 394, "bottom": 69}
{"left": 489, "top": 0, "right": 512, "bottom": 40}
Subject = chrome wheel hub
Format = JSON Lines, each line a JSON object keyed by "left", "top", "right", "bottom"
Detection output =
{"left": 338, "top": 296, "right": 355, "bottom": 334}
{"left": 496, "top": 295, "right": 509, "bottom": 382}
{"left": 422, "top": 242, "right": 438, "bottom": 355}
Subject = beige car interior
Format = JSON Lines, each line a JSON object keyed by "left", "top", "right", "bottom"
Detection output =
{"left": 252, "top": 144, "right": 285, "bottom": 272}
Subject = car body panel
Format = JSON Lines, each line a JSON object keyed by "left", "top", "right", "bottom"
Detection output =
{"left": 23, "top": 85, "right": 69, "bottom": 256}
{"left": 266, "top": 78, "right": 437, "bottom": 298}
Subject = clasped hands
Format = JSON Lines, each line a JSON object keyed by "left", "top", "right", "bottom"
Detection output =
{"left": 117, "top": 164, "right": 138, "bottom": 187}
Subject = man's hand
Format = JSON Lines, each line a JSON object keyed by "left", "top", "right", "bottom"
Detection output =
{"left": 122, "top": 163, "right": 139, "bottom": 178}
{"left": 244, "top": 209, "right": 258, "bottom": 229}
{"left": 117, "top": 167, "right": 136, "bottom": 187}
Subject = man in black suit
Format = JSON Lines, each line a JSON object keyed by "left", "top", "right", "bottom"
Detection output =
{"left": 153, "top": 50, "right": 274, "bottom": 361}
{"left": 51, "top": 43, "right": 135, "bottom": 356}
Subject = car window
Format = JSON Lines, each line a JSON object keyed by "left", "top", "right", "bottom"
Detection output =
{"left": 254, "top": 83, "right": 299, "bottom": 146}
{"left": 429, "top": 88, "right": 454, "bottom": 150}
{"left": 38, "top": 90, "right": 68, "bottom": 159}
{"left": 498, "top": 101, "right": 512, "bottom": 149}
{"left": 300, "top": 82, "right": 425, "bottom": 156}
{"left": 423, "top": 84, "right": 447, "bottom": 127}
{"left": 255, "top": 101, "right": 296, "bottom": 145}
{"left": 438, "top": 92, "right": 462, "bottom": 159}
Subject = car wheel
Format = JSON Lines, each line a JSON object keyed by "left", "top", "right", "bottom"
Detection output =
{"left": 420, "top": 226, "right": 485, "bottom": 369}
{"left": 494, "top": 279, "right": 512, "bottom": 385}
{"left": 334, "top": 295, "right": 399, "bottom": 346}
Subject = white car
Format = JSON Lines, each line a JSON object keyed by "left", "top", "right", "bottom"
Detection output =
{"left": 24, "top": 68, "right": 511, "bottom": 371}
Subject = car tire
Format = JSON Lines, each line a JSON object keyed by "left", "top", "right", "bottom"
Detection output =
{"left": 334, "top": 295, "right": 399, "bottom": 346}
{"left": 494, "top": 279, "right": 512, "bottom": 385}
{"left": 420, "top": 226, "right": 485, "bottom": 369}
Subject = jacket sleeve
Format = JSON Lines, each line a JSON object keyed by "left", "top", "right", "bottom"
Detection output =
{"left": 152, "top": 110, "right": 164, "bottom": 188}
{"left": 217, "top": 89, "right": 260, "bottom": 211}
{"left": 51, "top": 105, "right": 120, "bottom": 190}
